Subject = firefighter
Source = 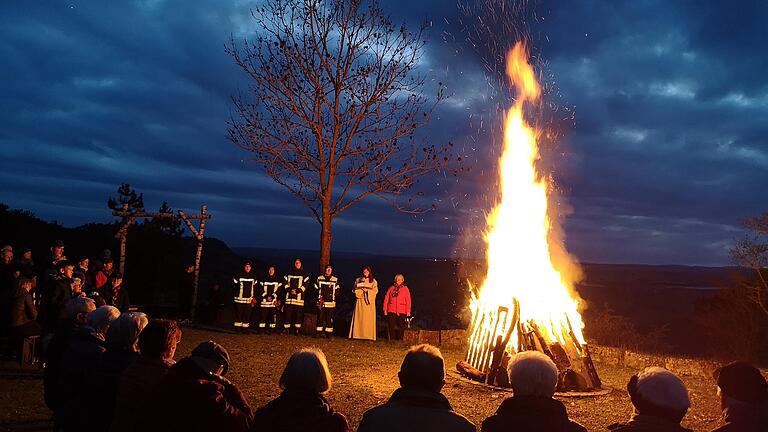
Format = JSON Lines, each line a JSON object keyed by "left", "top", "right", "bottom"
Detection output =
{"left": 314, "top": 264, "right": 340, "bottom": 338}
{"left": 283, "top": 258, "right": 309, "bottom": 335}
{"left": 258, "top": 265, "right": 282, "bottom": 334}
{"left": 232, "top": 261, "right": 257, "bottom": 333}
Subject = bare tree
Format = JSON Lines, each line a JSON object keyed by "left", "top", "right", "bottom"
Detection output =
{"left": 730, "top": 212, "right": 768, "bottom": 317}
{"left": 227, "top": 0, "right": 458, "bottom": 269}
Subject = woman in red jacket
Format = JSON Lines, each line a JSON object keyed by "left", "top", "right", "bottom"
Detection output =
{"left": 382, "top": 274, "right": 411, "bottom": 341}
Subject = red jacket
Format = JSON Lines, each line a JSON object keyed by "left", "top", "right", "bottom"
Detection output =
{"left": 383, "top": 285, "right": 411, "bottom": 316}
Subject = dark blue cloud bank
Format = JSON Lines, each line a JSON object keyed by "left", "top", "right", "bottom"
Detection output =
{"left": 1, "top": 1, "right": 766, "bottom": 265}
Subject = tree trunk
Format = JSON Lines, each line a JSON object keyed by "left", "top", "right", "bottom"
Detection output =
{"left": 319, "top": 212, "right": 332, "bottom": 273}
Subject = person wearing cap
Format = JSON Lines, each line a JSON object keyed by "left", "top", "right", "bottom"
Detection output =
{"left": 711, "top": 361, "right": 768, "bottom": 432}
{"left": 50, "top": 240, "right": 67, "bottom": 266}
{"left": 482, "top": 351, "right": 586, "bottom": 432}
{"left": 233, "top": 261, "right": 257, "bottom": 332}
{"left": 43, "top": 297, "right": 96, "bottom": 422}
{"left": 252, "top": 347, "right": 349, "bottom": 432}
{"left": 138, "top": 340, "right": 253, "bottom": 432}
{"left": 608, "top": 366, "right": 692, "bottom": 432}
{"left": 104, "top": 272, "right": 130, "bottom": 312}
{"left": 359, "top": 344, "right": 475, "bottom": 432}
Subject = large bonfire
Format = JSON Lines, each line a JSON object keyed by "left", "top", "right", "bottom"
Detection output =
{"left": 459, "top": 43, "right": 600, "bottom": 391}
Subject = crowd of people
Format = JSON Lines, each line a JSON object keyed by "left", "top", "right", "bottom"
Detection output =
{"left": 3, "top": 241, "right": 767, "bottom": 432}
{"left": 36, "top": 295, "right": 768, "bottom": 432}
{"left": 0, "top": 241, "right": 132, "bottom": 350}
{"left": 232, "top": 259, "right": 412, "bottom": 341}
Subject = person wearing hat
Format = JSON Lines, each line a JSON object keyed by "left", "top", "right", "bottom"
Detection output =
{"left": 233, "top": 261, "right": 257, "bottom": 332}
{"left": 94, "top": 257, "right": 114, "bottom": 291}
{"left": 105, "top": 272, "right": 130, "bottom": 312}
{"left": 76, "top": 256, "right": 93, "bottom": 293}
{"left": 711, "top": 361, "right": 768, "bottom": 432}
{"left": 608, "top": 367, "right": 692, "bottom": 432}
{"left": 137, "top": 340, "right": 253, "bottom": 432}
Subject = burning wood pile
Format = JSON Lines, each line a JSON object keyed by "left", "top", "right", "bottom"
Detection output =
{"left": 456, "top": 43, "right": 601, "bottom": 392}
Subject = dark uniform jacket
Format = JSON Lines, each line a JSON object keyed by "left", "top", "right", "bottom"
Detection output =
{"left": 44, "top": 276, "right": 72, "bottom": 328}
{"left": 58, "top": 327, "right": 107, "bottom": 431}
{"left": 233, "top": 271, "right": 257, "bottom": 304}
{"left": 139, "top": 357, "right": 253, "bottom": 432}
{"left": 608, "top": 414, "right": 692, "bottom": 432}
{"left": 259, "top": 273, "right": 282, "bottom": 308}
{"left": 284, "top": 269, "right": 309, "bottom": 307}
{"left": 711, "top": 400, "right": 768, "bottom": 432}
{"left": 359, "top": 387, "right": 475, "bottom": 432}
{"left": 252, "top": 389, "right": 348, "bottom": 432}
{"left": 482, "top": 396, "right": 586, "bottom": 432}
{"left": 314, "top": 275, "right": 340, "bottom": 308}
{"left": 105, "top": 285, "right": 130, "bottom": 312}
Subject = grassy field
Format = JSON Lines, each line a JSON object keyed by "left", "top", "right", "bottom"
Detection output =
{"left": 0, "top": 327, "right": 725, "bottom": 431}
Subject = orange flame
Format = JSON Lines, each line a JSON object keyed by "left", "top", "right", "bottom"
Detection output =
{"left": 468, "top": 43, "right": 584, "bottom": 363}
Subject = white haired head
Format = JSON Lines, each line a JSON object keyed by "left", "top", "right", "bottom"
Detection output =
{"left": 106, "top": 312, "right": 149, "bottom": 352}
{"left": 63, "top": 297, "right": 96, "bottom": 325}
{"left": 627, "top": 367, "right": 690, "bottom": 423}
{"left": 507, "top": 351, "right": 559, "bottom": 398}
{"left": 87, "top": 305, "right": 120, "bottom": 336}
{"left": 279, "top": 348, "right": 333, "bottom": 394}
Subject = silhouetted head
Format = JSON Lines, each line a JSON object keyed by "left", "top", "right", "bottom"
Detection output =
{"left": 398, "top": 344, "right": 445, "bottom": 393}
{"left": 279, "top": 348, "right": 333, "bottom": 395}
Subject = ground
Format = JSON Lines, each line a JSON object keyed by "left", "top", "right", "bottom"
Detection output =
{"left": 0, "top": 328, "right": 725, "bottom": 431}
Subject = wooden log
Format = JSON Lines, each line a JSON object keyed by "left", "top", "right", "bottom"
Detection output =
{"left": 583, "top": 345, "right": 602, "bottom": 389}
{"left": 456, "top": 360, "right": 485, "bottom": 382}
{"left": 486, "top": 335, "right": 504, "bottom": 384}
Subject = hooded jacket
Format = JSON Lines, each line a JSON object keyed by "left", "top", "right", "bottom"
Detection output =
{"left": 252, "top": 389, "right": 348, "bottom": 432}
{"left": 359, "top": 387, "right": 475, "bottom": 432}
{"left": 482, "top": 395, "right": 586, "bottom": 432}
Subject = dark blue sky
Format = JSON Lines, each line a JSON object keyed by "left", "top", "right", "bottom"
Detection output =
{"left": 1, "top": 1, "right": 766, "bottom": 265}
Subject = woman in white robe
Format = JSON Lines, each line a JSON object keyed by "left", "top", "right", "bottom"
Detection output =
{"left": 349, "top": 266, "right": 378, "bottom": 341}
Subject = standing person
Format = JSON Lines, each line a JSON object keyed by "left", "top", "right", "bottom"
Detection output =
{"left": 138, "top": 340, "right": 253, "bottom": 432}
{"left": 258, "top": 265, "right": 282, "bottom": 334}
{"left": 482, "top": 351, "right": 586, "bottom": 432}
{"left": 314, "top": 265, "right": 340, "bottom": 338}
{"left": 233, "top": 261, "right": 257, "bottom": 333}
{"left": 105, "top": 272, "right": 130, "bottom": 312}
{"left": 608, "top": 367, "right": 692, "bottom": 432}
{"left": 17, "top": 247, "right": 36, "bottom": 280}
{"left": 251, "top": 348, "right": 349, "bottom": 432}
{"left": 178, "top": 263, "right": 195, "bottom": 323}
{"left": 710, "top": 361, "right": 768, "bottom": 432}
{"left": 43, "top": 260, "right": 76, "bottom": 333}
{"left": 358, "top": 344, "right": 475, "bottom": 432}
{"left": 76, "top": 257, "right": 93, "bottom": 293}
{"left": 383, "top": 274, "right": 411, "bottom": 341}
{"left": 1, "top": 245, "right": 18, "bottom": 335}
{"left": 94, "top": 258, "right": 114, "bottom": 292}
{"left": 349, "top": 266, "right": 378, "bottom": 341}
{"left": 283, "top": 259, "right": 309, "bottom": 335}
{"left": 204, "top": 282, "right": 223, "bottom": 324}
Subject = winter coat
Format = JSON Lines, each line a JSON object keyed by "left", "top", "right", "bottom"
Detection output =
{"left": 45, "top": 276, "right": 72, "bottom": 328}
{"left": 359, "top": 387, "right": 475, "bottom": 432}
{"left": 110, "top": 356, "right": 174, "bottom": 432}
{"left": 138, "top": 357, "right": 253, "bottom": 432}
{"left": 95, "top": 269, "right": 112, "bottom": 290}
{"left": 11, "top": 287, "right": 37, "bottom": 327}
{"left": 90, "top": 349, "right": 140, "bottom": 432}
{"left": 58, "top": 327, "right": 107, "bottom": 432}
{"left": 383, "top": 285, "right": 411, "bottom": 316}
{"left": 252, "top": 389, "right": 348, "bottom": 432}
{"left": 711, "top": 400, "right": 768, "bottom": 432}
{"left": 482, "top": 395, "right": 587, "bottom": 432}
{"left": 608, "top": 414, "right": 692, "bottom": 432}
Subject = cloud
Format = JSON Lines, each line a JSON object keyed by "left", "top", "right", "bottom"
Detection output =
{"left": 0, "top": 0, "right": 766, "bottom": 265}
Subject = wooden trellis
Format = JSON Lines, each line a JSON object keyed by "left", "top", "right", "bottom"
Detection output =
{"left": 112, "top": 204, "right": 211, "bottom": 320}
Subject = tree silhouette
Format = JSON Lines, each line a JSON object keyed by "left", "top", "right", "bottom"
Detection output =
{"left": 227, "top": 0, "right": 461, "bottom": 269}
{"left": 107, "top": 183, "right": 144, "bottom": 217}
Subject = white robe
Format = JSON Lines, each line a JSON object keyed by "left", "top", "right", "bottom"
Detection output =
{"left": 349, "top": 277, "right": 378, "bottom": 340}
